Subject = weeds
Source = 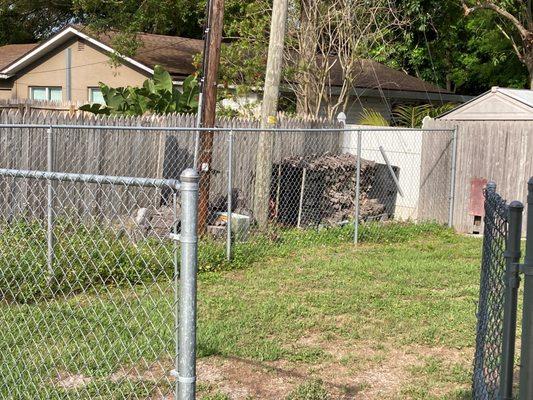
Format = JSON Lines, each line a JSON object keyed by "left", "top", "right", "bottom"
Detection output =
{"left": 0, "top": 219, "right": 449, "bottom": 302}
{"left": 286, "top": 380, "right": 329, "bottom": 400}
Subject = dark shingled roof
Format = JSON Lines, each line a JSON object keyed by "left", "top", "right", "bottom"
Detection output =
{"left": 75, "top": 26, "right": 204, "bottom": 79}
{"left": 328, "top": 57, "right": 450, "bottom": 94}
{"left": 0, "top": 43, "right": 39, "bottom": 70}
{"left": 0, "top": 26, "right": 448, "bottom": 95}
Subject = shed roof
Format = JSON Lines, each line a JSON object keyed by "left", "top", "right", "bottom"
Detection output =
{"left": 439, "top": 87, "right": 533, "bottom": 121}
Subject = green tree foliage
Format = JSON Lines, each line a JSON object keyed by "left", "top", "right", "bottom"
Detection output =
{"left": 0, "top": 0, "right": 75, "bottom": 45}
{"left": 380, "top": 0, "right": 528, "bottom": 94}
{"left": 392, "top": 103, "right": 456, "bottom": 128}
{"left": 0, "top": 0, "right": 203, "bottom": 47}
{"left": 79, "top": 66, "right": 199, "bottom": 115}
{"left": 217, "top": 0, "right": 271, "bottom": 96}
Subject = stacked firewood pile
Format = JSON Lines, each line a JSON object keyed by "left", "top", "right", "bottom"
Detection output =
{"left": 271, "top": 153, "right": 387, "bottom": 227}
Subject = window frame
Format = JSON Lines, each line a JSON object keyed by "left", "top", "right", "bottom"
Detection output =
{"left": 88, "top": 87, "right": 105, "bottom": 104}
{"left": 29, "top": 86, "right": 63, "bottom": 101}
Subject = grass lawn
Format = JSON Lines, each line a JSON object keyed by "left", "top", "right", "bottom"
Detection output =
{"left": 0, "top": 224, "right": 482, "bottom": 399}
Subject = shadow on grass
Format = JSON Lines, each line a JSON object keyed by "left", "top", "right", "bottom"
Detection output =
{"left": 210, "top": 354, "right": 363, "bottom": 397}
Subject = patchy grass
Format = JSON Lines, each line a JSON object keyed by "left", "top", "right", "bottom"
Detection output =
{"left": 0, "top": 222, "right": 482, "bottom": 399}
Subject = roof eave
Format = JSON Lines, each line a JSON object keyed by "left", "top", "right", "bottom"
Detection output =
{"left": 0, "top": 26, "right": 155, "bottom": 77}
{"left": 348, "top": 86, "right": 472, "bottom": 103}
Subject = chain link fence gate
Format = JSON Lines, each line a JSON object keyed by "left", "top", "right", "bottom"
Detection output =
{"left": 472, "top": 183, "right": 523, "bottom": 400}
{"left": 0, "top": 163, "right": 199, "bottom": 398}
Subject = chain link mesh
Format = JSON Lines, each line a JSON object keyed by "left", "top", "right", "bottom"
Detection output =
{"left": 0, "top": 122, "right": 455, "bottom": 398}
{"left": 472, "top": 187, "right": 509, "bottom": 400}
{"left": 0, "top": 169, "right": 180, "bottom": 398}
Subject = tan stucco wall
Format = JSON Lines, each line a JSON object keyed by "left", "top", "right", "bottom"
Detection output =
{"left": 8, "top": 38, "right": 149, "bottom": 102}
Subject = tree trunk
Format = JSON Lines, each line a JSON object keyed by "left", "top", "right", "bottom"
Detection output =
{"left": 252, "top": 0, "right": 289, "bottom": 227}
{"left": 296, "top": 0, "right": 318, "bottom": 115}
{"left": 527, "top": 54, "right": 533, "bottom": 89}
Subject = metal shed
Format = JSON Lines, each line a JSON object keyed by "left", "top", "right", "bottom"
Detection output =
{"left": 419, "top": 87, "right": 533, "bottom": 234}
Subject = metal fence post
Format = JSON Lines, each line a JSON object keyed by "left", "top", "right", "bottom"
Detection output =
{"left": 46, "top": 126, "right": 55, "bottom": 284}
{"left": 172, "top": 189, "right": 179, "bottom": 400}
{"left": 178, "top": 168, "right": 199, "bottom": 400}
{"left": 500, "top": 200, "right": 523, "bottom": 400}
{"left": 354, "top": 129, "right": 362, "bottom": 244}
{"left": 519, "top": 177, "right": 533, "bottom": 400}
{"left": 448, "top": 127, "right": 458, "bottom": 228}
{"left": 226, "top": 130, "right": 234, "bottom": 261}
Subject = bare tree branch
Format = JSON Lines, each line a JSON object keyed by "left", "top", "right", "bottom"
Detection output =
{"left": 496, "top": 23, "right": 524, "bottom": 62}
{"left": 461, "top": 1, "right": 528, "bottom": 38}
{"left": 284, "top": 0, "right": 402, "bottom": 118}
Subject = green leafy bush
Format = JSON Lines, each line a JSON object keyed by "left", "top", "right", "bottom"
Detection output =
{"left": 79, "top": 65, "right": 199, "bottom": 116}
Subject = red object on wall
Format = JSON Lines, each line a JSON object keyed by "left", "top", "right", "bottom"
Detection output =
{"left": 469, "top": 178, "right": 488, "bottom": 216}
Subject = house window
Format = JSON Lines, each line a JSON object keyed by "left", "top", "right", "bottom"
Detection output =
{"left": 88, "top": 87, "right": 105, "bottom": 104}
{"left": 30, "top": 87, "right": 62, "bottom": 101}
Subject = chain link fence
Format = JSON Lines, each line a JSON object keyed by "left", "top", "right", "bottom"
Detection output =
{"left": 0, "top": 169, "right": 185, "bottom": 398}
{"left": 0, "top": 122, "right": 455, "bottom": 246}
{"left": 0, "top": 120, "right": 456, "bottom": 398}
{"left": 472, "top": 184, "right": 510, "bottom": 399}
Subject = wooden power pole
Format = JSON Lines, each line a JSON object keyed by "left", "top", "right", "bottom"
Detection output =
{"left": 252, "top": 0, "right": 289, "bottom": 227}
{"left": 198, "top": 0, "right": 225, "bottom": 232}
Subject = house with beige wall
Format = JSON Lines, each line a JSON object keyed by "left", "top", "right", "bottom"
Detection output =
{"left": 0, "top": 25, "right": 202, "bottom": 104}
{"left": 0, "top": 25, "right": 469, "bottom": 121}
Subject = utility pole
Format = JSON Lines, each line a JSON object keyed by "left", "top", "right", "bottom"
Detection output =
{"left": 197, "top": 0, "right": 225, "bottom": 232}
{"left": 252, "top": 0, "right": 289, "bottom": 227}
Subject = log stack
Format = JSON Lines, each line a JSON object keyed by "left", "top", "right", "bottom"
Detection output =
{"left": 271, "top": 153, "right": 388, "bottom": 227}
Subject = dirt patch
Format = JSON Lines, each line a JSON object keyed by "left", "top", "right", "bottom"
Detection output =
{"left": 55, "top": 372, "right": 92, "bottom": 389}
{"left": 110, "top": 359, "right": 170, "bottom": 383}
{"left": 196, "top": 341, "right": 473, "bottom": 400}
{"left": 53, "top": 343, "right": 472, "bottom": 399}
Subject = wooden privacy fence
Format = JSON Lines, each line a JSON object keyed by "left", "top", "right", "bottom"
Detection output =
{"left": 0, "top": 109, "right": 341, "bottom": 220}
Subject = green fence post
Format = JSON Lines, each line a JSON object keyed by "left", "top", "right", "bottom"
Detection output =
{"left": 500, "top": 201, "right": 523, "bottom": 400}
{"left": 519, "top": 177, "right": 533, "bottom": 400}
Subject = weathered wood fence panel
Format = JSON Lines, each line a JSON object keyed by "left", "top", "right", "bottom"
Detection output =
{"left": 0, "top": 110, "right": 341, "bottom": 220}
{"left": 421, "top": 118, "right": 533, "bottom": 234}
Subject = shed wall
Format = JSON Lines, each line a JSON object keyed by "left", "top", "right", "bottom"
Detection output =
{"left": 420, "top": 118, "right": 533, "bottom": 234}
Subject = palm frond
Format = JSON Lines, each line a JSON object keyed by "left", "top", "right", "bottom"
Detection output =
{"left": 357, "top": 108, "right": 390, "bottom": 126}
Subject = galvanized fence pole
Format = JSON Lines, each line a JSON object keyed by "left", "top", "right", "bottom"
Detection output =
{"left": 226, "top": 130, "right": 234, "bottom": 261}
{"left": 178, "top": 168, "right": 200, "bottom": 400}
{"left": 519, "top": 177, "right": 533, "bottom": 400}
{"left": 172, "top": 190, "right": 179, "bottom": 400}
{"left": 448, "top": 127, "right": 458, "bottom": 228}
{"left": 500, "top": 200, "right": 523, "bottom": 400}
{"left": 46, "top": 126, "right": 55, "bottom": 283}
{"left": 353, "top": 129, "right": 362, "bottom": 244}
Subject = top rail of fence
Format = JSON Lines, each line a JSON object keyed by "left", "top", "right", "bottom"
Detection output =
{"left": 0, "top": 123, "right": 455, "bottom": 133}
{"left": 0, "top": 168, "right": 180, "bottom": 189}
